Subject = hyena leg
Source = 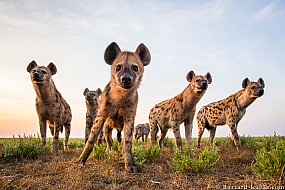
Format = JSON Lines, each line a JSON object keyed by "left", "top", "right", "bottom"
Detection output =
{"left": 197, "top": 116, "right": 206, "bottom": 148}
{"left": 184, "top": 119, "right": 193, "bottom": 145}
{"left": 79, "top": 116, "right": 105, "bottom": 164}
{"left": 142, "top": 135, "right": 145, "bottom": 142}
{"left": 103, "top": 124, "right": 113, "bottom": 150}
{"left": 97, "top": 131, "right": 104, "bottom": 145}
{"left": 173, "top": 126, "right": 182, "bottom": 150}
{"left": 122, "top": 118, "right": 140, "bottom": 173}
{"left": 158, "top": 127, "right": 168, "bottom": 148}
{"left": 228, "top": 123, "right": 241, "bottom": 150}
{"left": 117, "top": 130, "right": 122, "bottom": 143}
{"left": 150, "top": 121, "right": 158, "bottom": 146}
{"left": 64, "top": 124, "right": 71, "bottom": 150}
{"left": 145, "top": 133, "right": 149, "bottom": 142}
{"left": 52, "top": 123, "right": 61, "bottom": 154}
{"left": 208, "top": 127, "right": 216, "bottom": 145}
{"left": 39, "top": 119, "right": 47, "bottom": 146}
{"left": 85, "top": 118, "right": 93, "bottom": 144}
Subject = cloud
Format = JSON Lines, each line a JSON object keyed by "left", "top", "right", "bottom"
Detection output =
{"left": 252, "top": 1, "right": 281, "bottom": 22}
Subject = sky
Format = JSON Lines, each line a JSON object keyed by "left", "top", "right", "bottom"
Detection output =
{"left": 0, "top": 0, "right": 285, "bottom": 139}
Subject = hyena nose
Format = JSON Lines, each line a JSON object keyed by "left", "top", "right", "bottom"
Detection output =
{"left": 121, "top": 74, "right": 132, "bottom": 83}
{"left": 33, "top": 72, "right": 40, "bottom": 78}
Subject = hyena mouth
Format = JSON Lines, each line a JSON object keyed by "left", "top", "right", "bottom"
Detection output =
{"left": 33, "top": 78, "right": 45, "bottom": 83}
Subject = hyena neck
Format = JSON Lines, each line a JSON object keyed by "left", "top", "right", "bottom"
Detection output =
{"left": 34, "top": 79, "right": 57, "bottom": 104}
{"left": 236, "top": 89, "right": 256, "bottom": 110}
{"left": 109, "top": 80, "right": 139, "bottom": 104}
{"left": 180, "top": 84, "right": 204, "bottom": 109}
{"left": 86, "top": 101, "right": 98, "bottom": 115}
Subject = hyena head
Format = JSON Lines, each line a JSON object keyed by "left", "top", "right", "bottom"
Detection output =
{"left": 242, "top": 78, "right": 265, "bottom": 98}
{"left": 104, "top": 42, "right": 151, "bottom": 89}
{"left": 27, "top": 60, "right": 57, "bottom": 84}
{"left": 186, "top": 70, "right": 212, "bottom": 94}
{"left": 83, "top": 88, "right": 102, "bottom": 104}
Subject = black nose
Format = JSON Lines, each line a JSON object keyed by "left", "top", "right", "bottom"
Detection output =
{"left": 122, "top": 75, "right": 132, "bottom": 83}
{"left": 33, "top": 72, "right": 40, "bottom": 78}
{"left": 202, "top": 80, "right": 207, "bottom": 85}
{"left": 259, "top": 89, "right": 264, "bottom": 96}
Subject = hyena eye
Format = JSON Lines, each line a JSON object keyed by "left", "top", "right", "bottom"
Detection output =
{"left": 41, "top": 70, "right": 47, "bottom": 74}
{"left": 32, "top": 69, "right": 36, "bottom": 73}
{"left": 132, "top": 65, "right": 138, "bottom": 72}
{"left": 195, "top": 79, "right": 200, "bottom": 83}
{"left": 116, "top": 65, "right": 122, "bottom": 72}
{"left": 251, "top": 86, "right": 256, "bottom": 90}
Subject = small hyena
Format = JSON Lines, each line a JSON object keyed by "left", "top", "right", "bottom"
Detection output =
{"left": 79, "top": 42, "right": 151, "bottom": 173}
{"left": 196, "top": 78, "right": 265, "bottom": 150}
{"left": 27, "top": 61, "right": 72, "bottom": 153}
{"left": 83, "top": 87, "right": 102, "bottom": 144}
{"left": 149, "top": 70, "right": 212, "bottom": 149}
{"left": 134, "top": 123, "right": 150, "bottom": 142}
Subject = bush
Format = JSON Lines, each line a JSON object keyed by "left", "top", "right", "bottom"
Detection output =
{"left": 132, "top": 143, "right": 162, "bottom": 167}
{"left": 251, "top": 137, "right": 285, "bottom": 182}
{"left": 173, "top": 145, "right": 220, "bottom": 172}
{"left": 0, "top": 135, "right": 44, "bottom": 161}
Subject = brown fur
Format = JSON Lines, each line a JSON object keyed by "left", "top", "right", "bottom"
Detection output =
{"left": 78, "top": 42, "right": 151, "bottom": 173}
{"left": 134, "top": 123, "right": 150, "bottom": 142}
{"left": 149, "top": 71, "right": 212, "bottom": 149}
{"left": 83, "top": 87, "right": 102, "bottom": 144}
{"left": 196, "top": 78, "right": 265, "bottom": 150}
{"left": 27, "top": 61, "right": 72, "bottom": 153}
{"left": 102, "top": 117, "right": 123, "bottom": 149}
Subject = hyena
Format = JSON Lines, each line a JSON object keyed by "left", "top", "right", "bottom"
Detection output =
{"left": 79, "top": 42, "right": 151, "bottom": 173}
{"left": 196, "top": 78, "right": 265, "bottom": 150}
{"left": 102, "top": 117, "right": 123, "bottom": 149}
{"left": 27, "top": 61, "right": 72, "bottom": 153}
{"left": 83, "top": 87, "right": 102, "bottom": 144}
{"left": 134, "top": 123, "right": 150, "bottom": 142}
{"left": 149, "top": 70, "right": 212, "bottom": 149}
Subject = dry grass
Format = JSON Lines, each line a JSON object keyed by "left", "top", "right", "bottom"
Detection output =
{"left": 0, "top": 141, "right": 282, "bottom": 190}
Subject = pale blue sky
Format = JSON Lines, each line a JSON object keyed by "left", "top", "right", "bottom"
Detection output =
{"left": 0, "top": 0, "right": 284, "bottom": 138}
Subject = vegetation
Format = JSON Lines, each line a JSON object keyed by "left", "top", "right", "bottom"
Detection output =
{"left": 0, "top": 135, "right": 284, "bottom": 189}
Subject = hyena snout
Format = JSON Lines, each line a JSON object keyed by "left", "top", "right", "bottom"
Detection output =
{"left": 120, "top": 73, "right": 134, "bottom": 89}
{"left": 32, "top": 71, "right": 45, "bottom": 82}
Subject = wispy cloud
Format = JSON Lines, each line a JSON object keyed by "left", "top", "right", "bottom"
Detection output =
{"left": 251, "top": 1, "right": 283, "bottom": 22}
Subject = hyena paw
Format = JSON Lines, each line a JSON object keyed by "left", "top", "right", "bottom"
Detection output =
{"left": 125, "top": 164, "right": 141, "bottom": 173}
{"left": 64, "top": 145, "right": 69, "bottom": 151}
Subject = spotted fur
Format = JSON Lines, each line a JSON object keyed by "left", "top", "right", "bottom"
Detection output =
{"left": 196, "top": 78, "right": 265, "bottom": 150}
{"left": 27, "top": 61, "right": 72, "bottom": 153}
{"left": 149, "top": 71, "right": 212, "bottom": 149}
{"left": 79, "top": 42, "right": 151, "bottom": 173}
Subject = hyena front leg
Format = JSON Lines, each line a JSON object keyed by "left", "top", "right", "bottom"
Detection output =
{"left": 150, "top": 120, "right": 158, "bottom": 146}
{"left": 39, "top": 118, "right": 47, "bottom": 146}
{"left": 52, "top": 123, "right": 61, "bottom": 154}
{"left": 64, "top": 124, "right": 71, "bottom": 150}
{"left": 172, "top": 125, "right": 182, "bottom": 150}
{"left": 79, "top": 116, "right": 105, "bottom": 164}
{"left": 228, "top": 122, "right": 241, "bottom": 150}
{"left": 85, "top": 116, "right": 93, "bottom": 144}
{"left": 122, "top": 118, "right": 140, "bottom": 173}
{"left": 103, "top": 123, "right": 113, "bottom": 150}
{"left": 208, "top": 127, "right": 216, "bottom": 145}
{"left": 184, "top": 117, "right": 194, "bottom": 145}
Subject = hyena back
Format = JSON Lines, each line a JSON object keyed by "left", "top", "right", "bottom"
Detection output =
{"left": 83, "top": 87, "right": 102, "bottom": 144}
{"left": 79, "top": 42, "right": 151, "bottom": 173}
{"left": 196, "top": 78, "right": 265, "bottom": 150}
{"left": 149, "top": 71, "right": 212, "bottom": 149}
{"left": 134, "top": 123, "right": 150, "bottom": 142}
{"left": 27, "top": 61, "right": 72, "bottom": 153}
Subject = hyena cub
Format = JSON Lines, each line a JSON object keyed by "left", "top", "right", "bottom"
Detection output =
{"left": 79, "top": 42, "right": 151, "bottom": 173}
{"left": 134, "top": 123, "right": 150, "bottom": 142}
{"left": 196, "top": 78, "right": 265, "bottom": 150}
{"left": 83, "top": 87, "right": 102, "bottom": 144}
{"left": 149, "top": 70, "right": 212, "bottom": 149}
{"left": 27, "top": 61, "right": 72, "bottom": 153}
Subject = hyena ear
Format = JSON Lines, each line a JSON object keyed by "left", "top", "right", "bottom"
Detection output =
{"left": 135, "top": 43, "right": 151, "bottom": 66}
{"left": 96, "top": 88, "right": 102, "bottom": 96}
{"left": 47, "top": 62, "right": 57, "bottom": 75}
{"left": 104, "top": 42, "right": 121, "bottom": 65}
{"left": 27, "top": 60, "right": 37, "bottom": 72}
{"left": 258, "top": 78, "right": 265, "bottom": 88}
{"left": 83, "top": 88, "right": 89, "bottom": 96}
{"left": 186, "top": 70, "right": 195, "bottom": 82}
{"left": 242, "top": 78, "right": 250, "bottom": 88}
{"left": 205, "top": 72, "right": 212, "bottom": 84}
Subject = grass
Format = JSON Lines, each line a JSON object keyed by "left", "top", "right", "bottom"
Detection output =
{"left": 0, "top": 135, "right": 284, "bottom": 189}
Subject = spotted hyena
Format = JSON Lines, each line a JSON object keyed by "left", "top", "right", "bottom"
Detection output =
{"left": 196, "top": 78, "right": 265, "bottom": 150}
{"left": 27, "top": 61, "right": 72, "bottom": 153}
{"left": 79, "top": 42, "right": 151, "bottom": 173}
{"left": 149, "top": 71, "right": 212, "bottom": 149}
{"left": 83, "top": 87, "right": 102, "bottom": 144}
{"left": 134, "top": 123, "right": 150, "bottom": 142}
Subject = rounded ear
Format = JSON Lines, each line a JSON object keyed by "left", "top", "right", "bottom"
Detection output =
{"left": 83, "top": 88, "right": 89, "bottom": 96}
{"left": 242, "top": 78, "right": 250, "bottom": 88}
{"left": 135, "top": 43, "right": 151, "bottom": 66}
{"left": 104, "top": 42, "right": 121, "bottom": 65}
{"left": 186, "top": 70, "right": 195, "bottom": 82}
{"left": 47, "top": 62, "right": 57, "bottom": 75}
{"left": 258, "top": 78, "right": 265, "bottom": 88}
{"left": 96, "top": 88, "right": 102, "bottom": 96}
{"left": 205, "top": 72, "right": 212, "bottom": 84}
{"left": 27, "top": 60, "right": 37, "bottom": 72}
